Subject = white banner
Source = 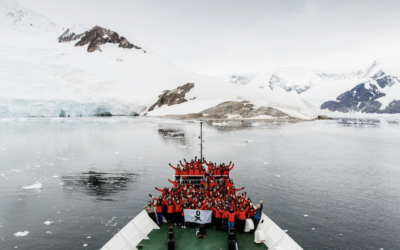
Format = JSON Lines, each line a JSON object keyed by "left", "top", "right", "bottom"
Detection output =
{"left": 184, "top": 209, "right": 212, "bottom": 224}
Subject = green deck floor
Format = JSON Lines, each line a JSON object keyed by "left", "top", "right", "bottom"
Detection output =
{"left": 139, "top": 223, "right": 268, "bottom": 250}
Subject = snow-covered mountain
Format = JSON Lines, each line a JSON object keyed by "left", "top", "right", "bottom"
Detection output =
{"left": 0, "top": 0, "right": 317, "bottom": 120}
{"left": 244, "top": 58, "right": 400, "bottom": 114}
{"left": 214, "top": 73, "right": 259, "bottom": 85}
{"left": 0, "top": 0, "right": 59, "bottom": 33}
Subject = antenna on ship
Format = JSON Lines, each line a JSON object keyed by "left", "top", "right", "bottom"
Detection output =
{"left": 199, "top": 121, "right": 204, "bottom": 160}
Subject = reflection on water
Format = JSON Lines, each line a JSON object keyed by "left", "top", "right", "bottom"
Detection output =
{"left": 336, "top": 118, "right": 381, "bottom": 127}
{"left": 61, "top": 171, "right": 137, "bottom": 198}
{"left": 158, "top": 129, "right": 185, "bottom": 138}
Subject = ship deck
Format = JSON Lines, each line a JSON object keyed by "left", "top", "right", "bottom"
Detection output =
{"left": 139, "top": 223, "right": 268, "bottom": 250}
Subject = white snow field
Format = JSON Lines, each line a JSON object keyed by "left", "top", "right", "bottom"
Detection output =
{"left": 0, "top": 0, "right": 316, "bottom": 119}
{"left": 245, "top": 58, "right": 400, "bottom": 114}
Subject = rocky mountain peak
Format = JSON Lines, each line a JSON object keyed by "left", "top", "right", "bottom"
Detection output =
{"left": 58, "top": 25, "right": 144, "bottom": 53}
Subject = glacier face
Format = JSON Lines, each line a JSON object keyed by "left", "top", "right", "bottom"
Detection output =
{"left": 0, "top": 98, "right": 145, "bottom": 117}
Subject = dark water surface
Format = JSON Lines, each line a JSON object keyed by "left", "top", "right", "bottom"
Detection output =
{"left": 0, "top": 117, "right": 399, "bottom": 250}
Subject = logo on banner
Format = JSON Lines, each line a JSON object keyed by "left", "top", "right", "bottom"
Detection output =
{"left": 195, "top": 211, "right": 202, "bottom": 222}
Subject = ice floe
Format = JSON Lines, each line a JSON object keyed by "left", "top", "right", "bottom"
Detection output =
{"left": 44, "top": 221, "right": 53, "bottom": 225}
{"left": 252, "top": 122, "right": 260, "bottom": 127}
{"left": 304, "top": 214, "right": 309, "bottom": 217}
{"left": 83, "top": 244, "right": 88, "bottom": 247}
{"left": 14, "top": 231, "right": 29, "bottom": 237}
{"left": 263, "top": 162, "right": 269, "bottom": 165}
{"left": 177, "top": 145, "right": 188, "bottom": 148}
{"left": 115, "top": 152, "right": 119, "bottom": 154}
{"left": 52, "top": 175, "right": 59, "bottom": 178}
{"left": 46, "top": 231, "right": 52, "bottom": 234}
{"left": 22, "top": 183, "right": 43, "bottom": 189}
{"left": 212, "top": 122, "right": 228, "bottom": 126}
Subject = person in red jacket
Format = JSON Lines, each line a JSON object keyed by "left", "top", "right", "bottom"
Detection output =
{"left": 152, "top": 195, "right": 164, "bottom": 224}
{"left": 173, "top": 199, "right": 182, "bottom": 226}
{"left": 169, "top": 163, "right": 181, "bottom": 181}
{"left": 164, "top": 199, "right": 175, "bottom": 225}
{"left": 236, "top": 206, "right": 250, "bottom": 233}
{"left": 180, "top": 203, "right": 188, "bottom": 228}
{"left": 227, "top": 208, "right": 236, "bottom": 233}
{"left": 155, "top": 186, "right": 169, "bottom": 196}
{"left": 168, "top": 179, "right": 180, "bottom": 188}
{"left": 221, "top": 206, "right": 229, "bottom": 232}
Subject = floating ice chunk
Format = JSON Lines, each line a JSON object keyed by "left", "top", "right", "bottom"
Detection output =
{"left": 14, "top": 231, "right": 29, "bottom": 237}
{"left": 36, "top": 165, "right": 40, "bottom": 168}
{"left": 52, "top": 175, "right": 59, "bottom": 178}
{"left": 87, "top": 236, "right": 91, "bottom": 238}
{"left": 49, "top": 163, "right": 54, "bottom": 166}
{"left": 0, "top": 148, "right": 6, "bottom": 151}
{"left": 63, "top": 158, "right": 69, "bottom": 161}
{"left": 83, "top": 244, "right": 87, "bottom": 247}
{"left": 245, "top": 140, "right": 254, "bottom": 142}
{"left": 304, "top": 214, "right": 309, "bottom": 217}
{"left": 263, "top": 162, "right": 269, "bottom": 165}
{"left": 44, "top": 221, "right": 53, "bottom": 225}
{"left": 252, "top": 122, "right": 259, "bottom": 127}
{"left": 177, "top": 145, "right": 188, "bottom": 148}
{"left": 138, "top": 157, "right": 143, "bottom": 159}
{"left": 115, "top": 152, "right": 119, "bottom": 154}
{"left": 283, "top": 229, "right": 288, "bottom": 232}
{"left": 212, "top": 122, "right": 228, "bottom": 126}
{"left": 276, "top": 175, "right": 281, "bottom": 177}
{"left": 59, "top": 182, "right": 64, "bottom": 185}
{"left": 22, "top": 183, "right": 43, "bottom": 189}
{"left": 312, "top": 228, "right": 315, "bottom": 230}
{"left": 46, "top": 231, "right": 52, "bottom": 234}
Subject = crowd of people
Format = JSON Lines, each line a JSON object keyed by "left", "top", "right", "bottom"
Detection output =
{"left": 143, "top": 156, "right": 263, "bottom": 234}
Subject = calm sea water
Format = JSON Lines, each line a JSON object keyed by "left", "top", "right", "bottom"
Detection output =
{"left": 0, "top": 117, "right": 399, "bottom": 250}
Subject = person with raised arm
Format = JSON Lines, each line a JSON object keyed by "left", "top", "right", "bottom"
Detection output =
{"left": 236, "top": 205, "right": 250, "bottom": 233}
{"left": 143, "top": 197, "right": 157, "bottom": 224}
{"left": 168, "top": 178, "right": 180, "bottom": 188}
{"left": 226, "top": 207, "right": 236, "bottom": 233}
{"left": 155, "top": 186, "right": 169, "bottom": 196}
{"left": 151, "top": 195, "right": 164, "bottom": 224}
{"left": 169, "top": 163, "right": 181, "bottom": 181}
{"left": 253, "top": 200, "right": 263, "bottom": 232}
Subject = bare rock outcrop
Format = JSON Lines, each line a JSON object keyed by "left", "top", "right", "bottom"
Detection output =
{"left": 199, "top": 101, "right": 291, "bottom": 119}
{"left": 148, "top": 83, "right": 195, "bottom": 111}
{"left": 58, "top": 26, "right": 143, "bottom": 53}
{"left": 162, "top": 101, "right": 297, "bottom": 120}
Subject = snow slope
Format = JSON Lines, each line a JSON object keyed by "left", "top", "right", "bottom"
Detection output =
{"left": 244, "top": 58, "right": 400, "bottom": 114}
{"left": 0, "top": 0, "right": 318, "bottom": 119}
{"left": 0, "top": 0, "right": 59, "bottom": 33}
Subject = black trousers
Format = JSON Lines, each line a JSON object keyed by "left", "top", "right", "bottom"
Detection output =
{"left": 221, "top": 219, "right": 227, "bottom": 232}
{"left": 166, "top": 213, "right": 174, "bottom": 223}
{"left": 238, "top": 219, "right": 246, "bottom": 233}
{"left": 149, "top": 213, "right": 157, "bottom": 224}
{"left": 215, "top": 218, "right": 222, "bottom": 231}
{"left": 175, "top": 176, "right": 180, "bottom": 181}
{"left": 254, "top": 218, "right": 260, "bottom": 231}
{"left": 174, "top": 212, "right": 181, "bottom": 224}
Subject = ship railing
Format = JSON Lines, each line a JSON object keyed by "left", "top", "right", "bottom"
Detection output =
{"left": 172, "top": 175, "right": 231, "bottom": 186}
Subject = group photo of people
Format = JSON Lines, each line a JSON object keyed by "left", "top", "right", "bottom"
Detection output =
{"left": 144, "top": 156, "right": 263, "bottom": 234}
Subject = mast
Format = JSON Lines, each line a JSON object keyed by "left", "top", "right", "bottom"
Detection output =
{"left": 200, "top": 121, "right": 203, "bottom": 160}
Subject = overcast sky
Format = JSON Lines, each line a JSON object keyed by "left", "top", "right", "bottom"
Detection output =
{"left": 20, "top": 0, "right": 400, "bottom": 75}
